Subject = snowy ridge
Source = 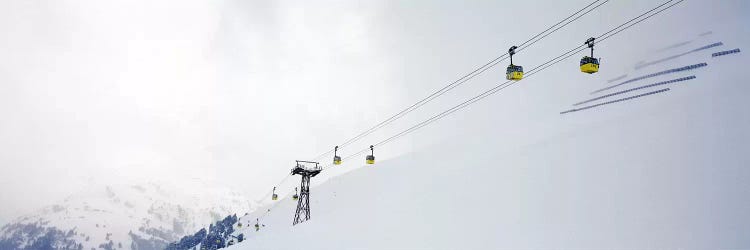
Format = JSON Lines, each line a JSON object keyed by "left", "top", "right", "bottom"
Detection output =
{"left": 0, "top": 180, "right": 251, "bottom": 250}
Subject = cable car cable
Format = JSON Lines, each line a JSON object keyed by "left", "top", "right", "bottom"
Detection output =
{"left": 381, "top": 0, "right": 684, "bottom": 150}
{"left": 515, "top": 0, "right": 609, "bottom": 55}
{"left": 246, "top": 0, "right": 684, "bottom": 225}
{"left": 251, "top": 0, "right": 683, "bottom": 219}
{"left": 253, "top": 173, "right": 292, "bottom": 203}
{"left": 244, "top": 0, "right": 613, "bottom": 223}
{"left": 318, "top": 0, "right": 607, "bottom": 155}
{"left": 525, "top": 0, "right": 679, "bottom": 75}
{"left": 516, "top": 0, "right": 606, "bottom": 49}
{"left": 379, "top": 0, "right": 684, "bottom": 147}
{"left": 308, "top": 0, "right": 609, "bottom": 162}
{"left": 326, "top": 0, "right": 684, "bottom": 169}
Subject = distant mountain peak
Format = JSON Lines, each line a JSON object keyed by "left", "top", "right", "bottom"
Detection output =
{"left": 0, "top": 181, "right": 252, "bottom": 250}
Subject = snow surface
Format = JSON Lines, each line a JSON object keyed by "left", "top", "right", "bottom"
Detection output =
{"left": 222, "top": 5, "right": 750, "bottom": 250}
{"left": 228, "top": 53, "right": 750, "bottom": 249}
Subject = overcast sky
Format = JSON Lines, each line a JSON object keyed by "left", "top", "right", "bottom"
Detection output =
{"left": 1, "top": 0, "right": 747, "bottom": 224}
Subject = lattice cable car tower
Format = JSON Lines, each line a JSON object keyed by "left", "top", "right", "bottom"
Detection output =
{"left": 291, "top": 160, "right": 322, "bottom": 225}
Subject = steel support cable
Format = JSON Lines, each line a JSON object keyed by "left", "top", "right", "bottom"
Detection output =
{"left": 335, "top": 49, "right": 583, "bottom": 163}
{"left": 318, "top": 148, "right": 369, "bottom": 171}
{"left": 329, "top": 0, "right": 684, "bottom": 169}
{"left": 250, "top": 3, "right": 609, "bottom": 221}
{"left": 331, "top": 0, "right": 607, "bottom": 149}
{"left": 255, "top": 0, "right": 683, "bottom": 221}
{"left": 597, "top": 0, "right": 675, "bottom": 40}
{"left": 258, "top": 190, "right": 288, "bottom": 220}
{"left": 515, "top": 0, "right": 610, "bottom": 54}
{"left": 320, "top": 46, "right": 584, "bottom": 170}
{"left": 253, "top": 173, "right": 292, "bottom": 203}
{"left": 376, "top": 0, "right": 685, "bottom": 147}
{"left": 521, "top": 0, "right": 679, "bottom": 76}
{"left": 309, "top": 0, "right": 609, "bottom": 162}
{"left": 253, "top": 0, "right": 686, "bottom": 225}
{"left": 597, "top": 0, "right": 685, "bottom": 50}
{"left": 319, "top": 0, "right": 607, "bottom": 156}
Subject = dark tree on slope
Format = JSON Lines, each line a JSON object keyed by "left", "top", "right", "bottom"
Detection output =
{"left": 0, "top": 222, "right": 80, "bottom": 250}
{"left": 165, "top": 228, "right": 206, "bottom": 250}
{"left": 98, "top": 240, "right": 115, "bottom": 250}
{"left": 26, "top": 230, "right": 56, "bottom": 250}
{"left": 166, "top": 214, "right": 239, "bottom": 250}
{"left": 201, "top": 234, "right": 224, "bottom": 250}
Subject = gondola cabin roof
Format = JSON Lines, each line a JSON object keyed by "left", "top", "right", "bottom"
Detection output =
{"left": 506, "top": 65, "right": 523, "bottom": 72}
{"left": 580, "top": 56, "right": 599, "bottom": 65}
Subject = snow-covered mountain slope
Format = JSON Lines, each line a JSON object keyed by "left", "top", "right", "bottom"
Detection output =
{"left": 218, "top": 12, "right": 749, "bottom": 250}
{"left": 228, "top": 55, "right": 750, "bottom": 249}
{"left": 0, "top": 180, "right": 251, "bottom": 250}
